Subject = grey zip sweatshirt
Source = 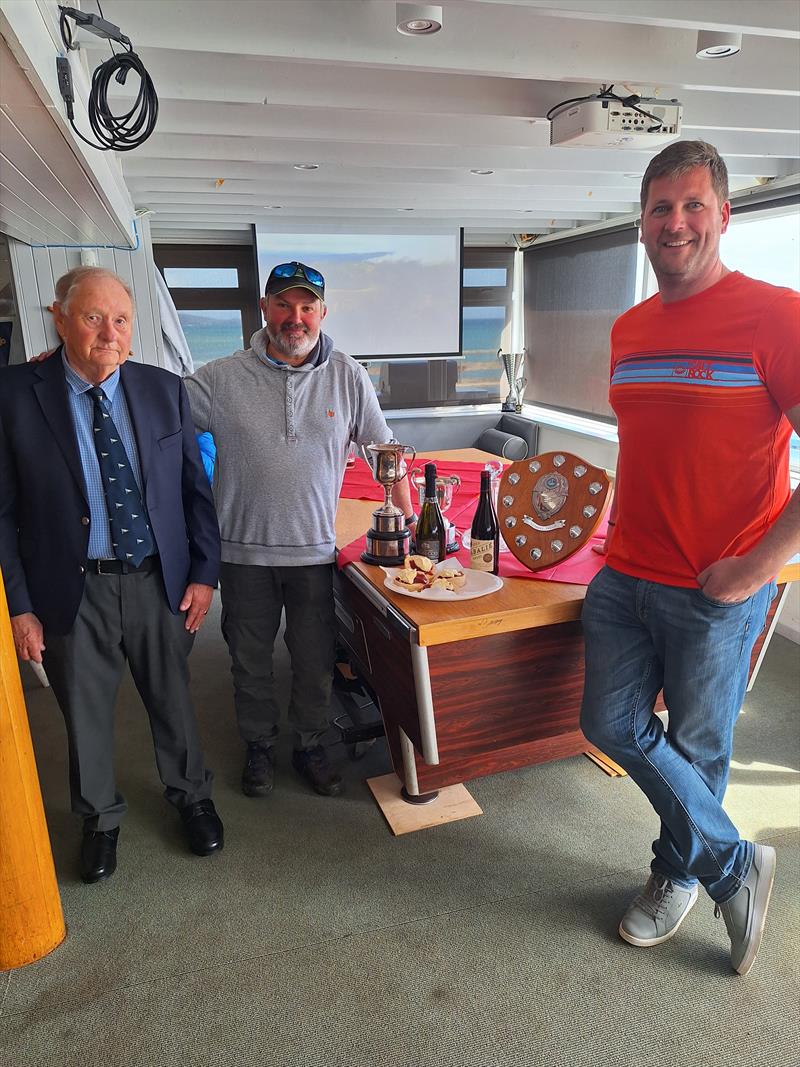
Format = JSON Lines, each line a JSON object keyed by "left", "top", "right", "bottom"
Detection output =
{"left": 184, "top": 330, "right": 391, "bottom": 567}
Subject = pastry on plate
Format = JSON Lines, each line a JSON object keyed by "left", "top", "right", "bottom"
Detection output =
{"left": 429, "top": 567, "right": 466, "bottom": 592}
{"left": 436, "top": 566, "right": 466, "bottom": 590}
{"left": 395, "top": 567, "right": 432, "bottom": 592}
{"left": 404, "top": 554, "right": 435, "bottom": 574}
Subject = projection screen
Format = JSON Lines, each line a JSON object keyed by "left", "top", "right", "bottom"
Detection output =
{"left": 255, "top": 229, "right": 463, "bottom": 359}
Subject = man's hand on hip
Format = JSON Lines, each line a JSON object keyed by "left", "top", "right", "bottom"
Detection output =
{"left": 11, "top": 612, "right": 46, "bottom": 662}
{"left": 180, "top": 583, "right": 214, "bottom": 632}
{"left": 697, "top": 556, "right": 769, "bottom": 604}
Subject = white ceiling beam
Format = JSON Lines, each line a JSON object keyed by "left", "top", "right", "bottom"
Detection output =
{"left": 144, "top": 202, "right": 598, "bottom": 222}
{"left": 459, "top": 1, "right": 800, "bottom": 38}
{"left": 89, "top": 48, "right": 800, "bottom": 133}
{"left": 132, "top": 190, "right": 634, "bottom": 214}
{"left": 142, "top": 99, "right": 553, "bottom": 149}
{"left": 125, "top": 177, "right": 640, "bottom": 205}
{"left": 121, "top": 157, "right": 646, "bottom": 189}
{"left": 131, "top": 133, "right": 796, "bottom": 178}
{"left": 149, "top": 215, "right": 558, "bottom": 236}
{"left": 98, "top": 1, "right": 800, "bottom": 96}
{"left": 140, "top": 100, "right": 800, "bottom": 158}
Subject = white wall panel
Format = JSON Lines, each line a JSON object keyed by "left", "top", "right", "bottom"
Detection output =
{"left": 7, "top": 215, "right": 164, "bottom": 368}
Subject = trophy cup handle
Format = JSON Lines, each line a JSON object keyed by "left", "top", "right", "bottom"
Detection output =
{"left": 400, "top": 445, "right": 416, "bottom": 473}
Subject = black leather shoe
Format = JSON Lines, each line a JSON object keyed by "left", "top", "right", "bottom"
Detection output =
{"left": 80, "top": 828, "right": 119, "bottom": 884}
{"left": 180, "top": 799, "right": 224, "bottom": 856}
{"left": 242, "top": 742, "right": 275, "bottom": 797}
{"left": 292, "top": 745, "right": 343, "bottom": 797}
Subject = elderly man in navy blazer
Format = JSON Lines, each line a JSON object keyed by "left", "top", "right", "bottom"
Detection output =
{"left": 0, "top": 266, "right": 224, "bottom": 883}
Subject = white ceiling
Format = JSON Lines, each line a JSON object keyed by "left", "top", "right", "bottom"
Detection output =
{"left": 80, "top": 0, "right": 800, "bottom": 243}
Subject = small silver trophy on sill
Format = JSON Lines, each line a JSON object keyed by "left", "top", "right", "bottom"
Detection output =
{"left": 497, "top": 348, "right": 527, "bottom": 413}
{"left": 361, "top": 442, "right": 416, "bottom": 566}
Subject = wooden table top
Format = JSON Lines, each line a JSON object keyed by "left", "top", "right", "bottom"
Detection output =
{"left": 336, "top": 447, "right": 800, "bottom": 648}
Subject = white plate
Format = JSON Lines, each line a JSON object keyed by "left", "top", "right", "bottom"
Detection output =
{"left": 381, "top": 561, "right": 503, "bottom": 601}
{"left": 460, "top": 530, "right": 511, "bottom": 554}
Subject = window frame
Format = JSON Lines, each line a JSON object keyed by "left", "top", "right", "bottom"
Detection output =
{"left": 153, "top": 243, "right": 261, "bottom": 346}
{"left": 462, "top": 247, "right": 515, "bottom": 314}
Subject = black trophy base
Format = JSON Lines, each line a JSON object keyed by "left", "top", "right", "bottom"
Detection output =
{"left": 361, "top": 548, "right": 406, "bottom": 566}
{"left": 361, "top": 527, "right": 410, "bottom": 568}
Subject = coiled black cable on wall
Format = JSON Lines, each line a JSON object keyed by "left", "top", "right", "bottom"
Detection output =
{"left": 57, "top": 4, "right": 158, "bottom": 152}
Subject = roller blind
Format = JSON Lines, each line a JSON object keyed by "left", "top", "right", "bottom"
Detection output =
{"left": 523, "top": 229, "right": 638, "bottom": 419}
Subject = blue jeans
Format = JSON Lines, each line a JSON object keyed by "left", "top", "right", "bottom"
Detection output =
{"left": 580, "top": 565, "right": 776, "bottom": 904}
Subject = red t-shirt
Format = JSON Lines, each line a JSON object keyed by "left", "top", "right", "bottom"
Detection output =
{"left": 608, "top": 271, "right": 800, "bottom": 587}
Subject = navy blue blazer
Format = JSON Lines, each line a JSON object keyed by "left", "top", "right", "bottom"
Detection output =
{"left": 0, "top": 351, "right": 221, "bottom": 634}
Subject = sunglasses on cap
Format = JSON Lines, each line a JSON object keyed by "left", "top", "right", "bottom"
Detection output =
{"left": 269, "top": 262, "right": 325, "bottom": 289}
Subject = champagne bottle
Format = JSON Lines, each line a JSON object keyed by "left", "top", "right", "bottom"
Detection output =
{"left": 470, "top": 469, "right": 499, "bottom": 574}
{"left": 415, "top": 462, "right": 446, "bottom": 563}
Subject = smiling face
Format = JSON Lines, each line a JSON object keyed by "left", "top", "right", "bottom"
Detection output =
{"left": 53, "top": 276, "right": 134, "bottom": 384}
{"left": 640, "top": 165, "right": 730, "bottom": 301}
{"left": 260, "top": 286, "right": 327, "bottom": 365}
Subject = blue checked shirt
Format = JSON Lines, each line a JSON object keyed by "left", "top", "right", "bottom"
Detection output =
{"left": 62, "top": 353, "right": 146, "bottom": 560}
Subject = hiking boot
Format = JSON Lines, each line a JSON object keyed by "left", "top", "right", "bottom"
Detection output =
{"left": 292, "top": 745, "right": 343, "bottom": 797}
{"left": 619, "top": 873, "right": 699, "bottom": 947}
{"left": 716, "top": 843, "right": 776, "bottom": 976}
{"left": 241, "top": 742, "right": 275, "bottom": 797}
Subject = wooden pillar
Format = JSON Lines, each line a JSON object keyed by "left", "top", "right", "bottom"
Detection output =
{"left": 0, "top": 570, "right": 65, "bottom": 970}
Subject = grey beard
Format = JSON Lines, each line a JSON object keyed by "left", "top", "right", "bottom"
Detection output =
{"left": 265, "top": 322, "right": 318, "bottom": 359}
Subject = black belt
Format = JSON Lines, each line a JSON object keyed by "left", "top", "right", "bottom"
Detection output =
{"left": 88, "top": 555, "right": 158, "bottom": 575}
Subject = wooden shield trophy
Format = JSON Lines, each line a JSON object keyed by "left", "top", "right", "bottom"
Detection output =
{"left": 496, "top": 452, "right": 610, "bottom": 570}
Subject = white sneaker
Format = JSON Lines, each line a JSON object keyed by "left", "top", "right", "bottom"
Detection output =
{"left": 619, "top": 873, "right": 699, "bottom": 947}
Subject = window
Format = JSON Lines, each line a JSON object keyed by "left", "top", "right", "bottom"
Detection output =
{"left": 459, "top": 247, "right": 514, "bottom": 403}
{"left": 722, "top": 205, "right": 800, "bottom": 472}
{"left": 0, "top": 234, "right": 23, "bottom": 366}
{"left": 153, "top": 244, "right": 260, "bottom": 369}
{"left": 368, "top": 246, "right": 515, "bottom": 410}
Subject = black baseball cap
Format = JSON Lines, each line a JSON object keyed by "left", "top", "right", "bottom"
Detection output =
{"left": 264, "top": 261, "right": 325, "bottom": 301}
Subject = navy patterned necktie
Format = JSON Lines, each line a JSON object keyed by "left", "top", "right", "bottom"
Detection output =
{"left": 89, "top": 387, "right": 154, "bottom": 566}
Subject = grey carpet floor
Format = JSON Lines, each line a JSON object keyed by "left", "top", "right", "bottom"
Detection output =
{"left": 2, "top": 597, "right": 799, "bottom": 1067}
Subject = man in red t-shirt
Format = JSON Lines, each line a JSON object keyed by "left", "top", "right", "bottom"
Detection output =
{"left": 580, "top": 140, "right": 800, "bottom": 976}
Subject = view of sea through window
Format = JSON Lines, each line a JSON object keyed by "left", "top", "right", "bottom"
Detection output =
{"left": 177, "top": 309, "right": 244, "bottom": 367}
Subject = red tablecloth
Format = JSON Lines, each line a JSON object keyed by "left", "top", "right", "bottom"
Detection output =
{"left": 339, "top": 457, "right": 385, "bottom": 501}
{"left": 337, "top": 458, "right": 607, "bottom": 586}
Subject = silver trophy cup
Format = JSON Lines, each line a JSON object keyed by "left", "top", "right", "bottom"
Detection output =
{"left": 497, "top": 348, "right": 527, "bottom": 413}
{"left": 361, "top": 442, "right": 416, "bottom": 566}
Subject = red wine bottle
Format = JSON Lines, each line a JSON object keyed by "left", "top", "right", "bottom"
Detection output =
{"left": 470, "top": 469, "right": 499, "bottom": 574}
{"left": 415, "top": 462, "right": 446, "bottom": 563}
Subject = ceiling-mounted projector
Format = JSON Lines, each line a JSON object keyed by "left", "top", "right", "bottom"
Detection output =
{"left": 550, "top": 96, "right": 682, "bottom": 148}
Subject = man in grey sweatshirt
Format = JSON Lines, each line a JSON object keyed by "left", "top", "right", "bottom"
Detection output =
{"left": 185, "top": 261, "right": 413, "bottom": 797}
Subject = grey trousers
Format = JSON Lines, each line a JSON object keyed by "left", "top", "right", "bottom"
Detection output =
{"left": 43, "top": 561, "right": 213, "bottom": 832}
{"left": 219, "top": 562, "right": 336, "bottom": 750}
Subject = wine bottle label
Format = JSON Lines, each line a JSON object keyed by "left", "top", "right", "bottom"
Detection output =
{"left": 416, "top": 540, "right": 442, "bottom": 562}
{"left": 471, "top": 539, "right": 495, "bottom": 571}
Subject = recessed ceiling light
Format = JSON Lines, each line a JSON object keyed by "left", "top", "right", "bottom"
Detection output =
{"left": 396, "top": 3, "right": 442, "bottom": 36}
{"left": 696, "top": 30, "right": 742, "bottom": 59}
{"left": 293, "top": 163, "right": 320, "bottom": 171}
{"left": 469, "top": 169, "right": 494, "bottom": 175}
